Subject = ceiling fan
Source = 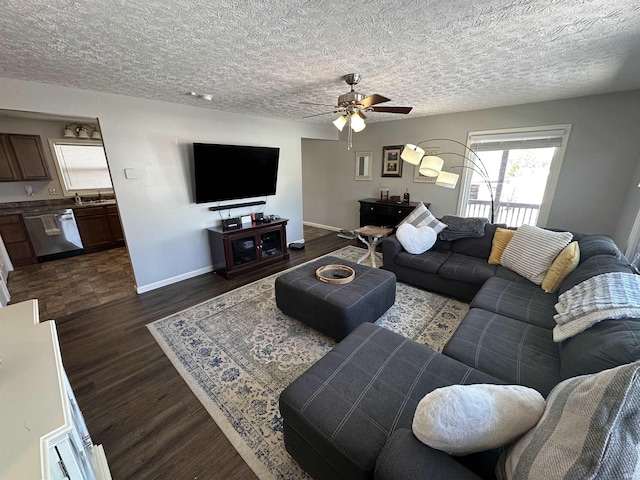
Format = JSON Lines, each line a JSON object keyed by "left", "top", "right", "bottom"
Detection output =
{"left": 302, "top": 74, "right": 413, "bottom": 148}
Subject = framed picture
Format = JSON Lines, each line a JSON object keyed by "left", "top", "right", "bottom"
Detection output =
{"left": 355, "top": 151, "right": 372, "bottom": 181}
{"left": 381, "top": 145, "right": 403, "bottom": 177}
{"left": 413, "top": 147, "right": 440, "bottom": 183}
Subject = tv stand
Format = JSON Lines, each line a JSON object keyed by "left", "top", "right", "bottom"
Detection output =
{"left": 207, "top": 219, "right": 289, "bottom": 279}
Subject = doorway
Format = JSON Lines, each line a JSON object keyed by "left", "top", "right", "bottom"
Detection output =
{"left": 0, "top": 108, "right": 136, "bottom": 319}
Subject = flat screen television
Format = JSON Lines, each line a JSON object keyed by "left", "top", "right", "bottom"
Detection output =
{"left": 193, "top": 143, "right": 280, "bottom": 203}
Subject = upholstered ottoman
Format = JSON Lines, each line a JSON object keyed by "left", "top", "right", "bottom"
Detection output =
{"left": 275, "top": 256, "right": 396, "bottom": 341}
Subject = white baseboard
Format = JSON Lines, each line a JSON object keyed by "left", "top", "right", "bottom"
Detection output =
{"left": 303, "top": 221, "right": 342, "bottom": 232}
{"left": 136, "top": 265, "right": 213, "bottom": 294}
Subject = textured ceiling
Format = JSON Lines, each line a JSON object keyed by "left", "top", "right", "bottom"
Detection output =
{"left": 1, "top": 0, "right": 640, "bottom": 123}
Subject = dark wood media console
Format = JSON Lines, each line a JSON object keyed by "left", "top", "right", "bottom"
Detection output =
{"left": 358, "top": 198, "right": 430, "bottom": 228}
{"left": 207, "top": 219, "right": 289, "bottom": 279}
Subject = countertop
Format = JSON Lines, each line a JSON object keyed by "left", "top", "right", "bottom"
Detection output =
{"left": 0, "top": 198, "right": 117, "bottom": 215}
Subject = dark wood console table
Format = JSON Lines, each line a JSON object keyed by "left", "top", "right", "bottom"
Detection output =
{"left": 358, "top": 198, "right": 430, "bottom": 228}
{"left": 207, "top": 219, "right": 289, "bottom": 279}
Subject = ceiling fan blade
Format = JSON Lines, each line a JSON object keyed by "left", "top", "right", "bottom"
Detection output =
{"left": 302, "top": 111, "right": 336, "bottom": 118}
{"left": 299, "top": 101, "right": 337, "bottom": 107}
{"left": 371, "top": 106, "right": 413, "bottom": 114}
{"left": 359, "top": 94, "right": 390, "bottom": 108}
{"left": 357, "top": 111, "right": 367, "bottom": 119}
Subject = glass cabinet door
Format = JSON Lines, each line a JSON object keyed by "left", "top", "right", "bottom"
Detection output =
{"left": 230, "top": 234, "right": 258, "bottom": 266}
{"left": 260, "top": 228, "right": 283, "bottom": 258}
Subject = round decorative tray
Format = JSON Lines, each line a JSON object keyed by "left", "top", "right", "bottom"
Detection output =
{"left": 315, "top": 264, "right": 356, "bottom": 284}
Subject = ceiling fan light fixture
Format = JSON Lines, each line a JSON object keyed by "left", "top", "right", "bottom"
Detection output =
{"left": 401, "top": 144, "right": 425, "bottom": 165}
{"left": 418, "top": 155, "right": 444, "bottom": 177}
{"left": 333, "top": 115, "right": 347, "bottom": 131}
{"left": 350, "top": 112, "right": 366, "bottom": 132}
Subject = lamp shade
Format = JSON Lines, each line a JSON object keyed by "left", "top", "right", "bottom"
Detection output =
{"left": 435, "top": 171, "right": 460, "bottom": 189}
{"left": 77, "top": 126, "right": 90, "bottom": 139}
{"left": 350, "top": 113, "right": 366, "bottom": 132}
{"left": 63, "top": 125, "right": 76, "bottom": 137}
{"left": 401, "top": 144, "right": 425, "bottom": 165}
{"left": 91, "top": 129, "right": 102, "bottom": 140}
{"left": 418, "top": 155, "right": 444, "bottom": 177}
{"left": 333, "top": 115, "right": 347, "bottom": 131}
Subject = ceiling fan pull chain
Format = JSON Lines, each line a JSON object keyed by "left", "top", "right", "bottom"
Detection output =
{"left": 348, "top": 121, "right": 353, "bottom": 150}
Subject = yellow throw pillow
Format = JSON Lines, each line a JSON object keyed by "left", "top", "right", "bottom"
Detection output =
{"left": 541, "top": 241, "right": 580, "bottom": 293}
{"left": 488, "top": 228, "right": 516, "bottom": 265}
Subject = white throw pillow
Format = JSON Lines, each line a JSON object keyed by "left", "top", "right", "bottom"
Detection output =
{"left": 412, "top": 384, "right": 545, "bottom": 456}
{"left": 397, "top": 202, "right": 447, "bottom": 233}
{"left": 500, "top": 225, "right": 573, "bottom": 285}
{"left": 396, "top": 223, "right": 437, "bottom": 254}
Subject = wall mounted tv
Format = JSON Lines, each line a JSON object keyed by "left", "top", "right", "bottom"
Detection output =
{"left": 193, "top": 143, "right": 280, "bottom": 203}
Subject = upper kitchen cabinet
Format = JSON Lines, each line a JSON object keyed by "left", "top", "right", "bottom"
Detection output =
{"left": 0, "top": 133, "right": 50, "bottom": 182}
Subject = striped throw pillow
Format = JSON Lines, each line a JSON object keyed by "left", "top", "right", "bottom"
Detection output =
{"left": 398, "top": 202, "right": 447, "bottom": 233}
{"left": 501, "top": 225, "right": 572, "bottom": 285}
{"left": 496, "top": 361, "right": 640, "bottom": 480}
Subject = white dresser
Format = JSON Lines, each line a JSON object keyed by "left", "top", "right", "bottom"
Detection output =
{"left": 0, "top": 300, "right": 111, "bottom": 479}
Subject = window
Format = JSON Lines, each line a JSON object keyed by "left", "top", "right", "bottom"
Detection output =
{"left": 49, "top": 139, "right": 113, "bottom": 196}
{"left": 459, "top": 125, "right": 571, "bottom": 227}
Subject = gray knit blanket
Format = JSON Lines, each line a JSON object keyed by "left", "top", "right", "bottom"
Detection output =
{"left": 553, "top": 272, "right": 640, "bottom": 342}
{"left": 438, "top": 215, "right": 488, "bottom": 241}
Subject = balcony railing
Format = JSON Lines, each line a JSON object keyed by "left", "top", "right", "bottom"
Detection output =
{"left": 465, "top": 200, "right": 540, "bottom": 227}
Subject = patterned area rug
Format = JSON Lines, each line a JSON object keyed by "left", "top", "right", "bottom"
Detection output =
{"left": 147, "top": 246, "right": 469, "bottom": 480}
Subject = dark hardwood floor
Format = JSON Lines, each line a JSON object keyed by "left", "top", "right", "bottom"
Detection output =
{"left": 55, "top": 230, "right": 357, "bottom": 480}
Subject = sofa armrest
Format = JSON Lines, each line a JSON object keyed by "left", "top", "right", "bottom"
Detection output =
{"left": 381, "top": 235, "right": 403, "bottom": 272}
{"left": 374, "top": 429, "right": 483, "bottom": 480}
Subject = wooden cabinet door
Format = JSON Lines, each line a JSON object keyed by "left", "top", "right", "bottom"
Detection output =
{"left": 0, "top": 214, "right": 37, "bottom": 266}
{"left": 74, "top": 207, "right": 111, "bottom": 253}
{"left": 106, "top": 206, "right": 125, "bottom": 245}
{"left": 0, "top": 136, "right": 20, "bottom": 181}
{"left": 7, "top": 134, "right": 50, "bottom": 180}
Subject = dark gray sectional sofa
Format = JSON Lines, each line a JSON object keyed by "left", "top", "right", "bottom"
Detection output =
{"left": 279, "top": 224, "right": 640, "bottom": 479}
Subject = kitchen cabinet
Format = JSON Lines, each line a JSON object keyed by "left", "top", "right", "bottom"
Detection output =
{"left": 358, "top": 198, "right": 430, "bottom": 228}
{"left": 208, "top": 219, "right": 289, "bottom": 279}
{"left": 74, "top": 204, "right": 125, "bottom": 254}
{"left": 0, "top": 300, "right": 112, "bottom": 479}
{"left": 0, "top": 133, "right": 51, "bottom": 181}
{"left": 0, "top": 213, "right": 38, "bottom": 266}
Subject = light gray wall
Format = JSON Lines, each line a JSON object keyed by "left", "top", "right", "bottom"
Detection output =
{"left": 0, "top": 77, "right": 336, "bottom": 292}
{"left": 302, "top": 90, "right": 640, "bottom": 248}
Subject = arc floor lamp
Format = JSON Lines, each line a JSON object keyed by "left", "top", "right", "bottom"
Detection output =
{"left": 400, "top": 138, "right": 496, "bottom": 223}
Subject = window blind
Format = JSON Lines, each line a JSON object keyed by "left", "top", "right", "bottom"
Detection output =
{"left": 470, "top": 129, "right": 566, "bottom": 151}
{"left": 53, "top": 143, "right": 113, "bottom": 190}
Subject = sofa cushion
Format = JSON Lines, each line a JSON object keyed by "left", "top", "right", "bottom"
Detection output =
{"left": 443, "top": 308, "right": 561, "bottom": 396}
{"left": 396, "top": 224, "right": 437, "bottom": 254}
{"left": 375, "top": 428, "right": 485, "bottom": 480}
{"left": 497, "top": 361, "right": 640, "bottom": 480}
{"left": 488, "top": 227, "right": 516, "bottom": 265}
{"left": 577, "top": 234, "right": 624, "bottom": 263}
{"left": 500, "top": 225, "right": 573, "bottom": 285}
{"left": 559, "top": 318, "right": 640, "bottom": 380}
{"left": 558, "top": 254, "right": 632, "bottom": 295}
{"left": 494, "top": 265, "right": 531, "bottom": 284}
{"left": 438, "top": 253, "right": 497, "bottom": 286}
{"left": 398, "top": 202, "right": 447, "bottom": 233}
{"left": 279, "top": 323, "right": 502, "bottom": 480}
{"left": 470, "top": 277, "right": 558, "bottom": 329}
{"left": 412, "top": 384, "right": 544, "bottom": 455}
{"left": 396, "top": 250, "right": 450, "bottom": 274}
{"left": 450, "top": 223, "right": 505, "bottom": 259}
{"left": 541, "top": 241, "right": 580, "bottom": 293}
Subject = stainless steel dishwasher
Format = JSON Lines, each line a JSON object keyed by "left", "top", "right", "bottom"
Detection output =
{"left": 23, "top": 209, "right": 84, "bottom": 261}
